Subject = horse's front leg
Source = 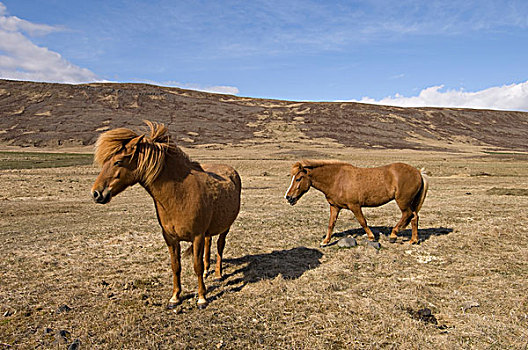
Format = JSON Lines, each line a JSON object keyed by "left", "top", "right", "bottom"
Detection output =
{"left": 167, "top": 241, "right": 181, "bottom": 309}
{"left": 193, "top": 234, "right": 207, "bottom": 309}
{"left": 321, "top": 205, "right": 340, "bottom": 246}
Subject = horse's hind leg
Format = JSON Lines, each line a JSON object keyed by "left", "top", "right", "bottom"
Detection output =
{"left": 215, "top": 230, "right": 229, "bottom": 279}
{"left": 351, "top": 206, "right": 376, "bottom": 241}
{"left": 389, "top": 207, "right": 413, "bottom": 243}
{"left": 389, "top": 207, "right": 418, "bottom": 244}
{"left": 203, "top": 236, "right": 212, "bottom": 278}
{"left": 409, "top": 211, "right": 419, "bottom": 244}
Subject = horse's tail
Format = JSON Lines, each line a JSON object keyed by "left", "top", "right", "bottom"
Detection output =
{"left": 231, "top": 169, "right": 242, "bottom": 194}
{"left": 182, "top": 244, "right": 193, "bottom": 258}
{"left": 414, "top": 168, "right": 429, "bottom": 213}
{"left": 182, "top": 237, "right": 212, "bottom": 259}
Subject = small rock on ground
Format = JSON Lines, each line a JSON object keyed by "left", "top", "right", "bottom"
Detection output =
{"left": 337, "top": 237, "right": 357, "bottom": 248}
{"left": 461, "top": 301, "right": 480, "bottom": 311}
{"left": 408, "top": 307, "right": 438, "bottom": 325}
{"left": 56, "top": 304, "right": 71, "bottom": 313}
{"left": 367, "top": 241, "right": 381, "bottom": 250}
{"left": 68, "top": 339, "right": 81, "bottom": 350}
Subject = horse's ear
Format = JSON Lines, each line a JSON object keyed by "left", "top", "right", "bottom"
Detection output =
{"left": 124, "top": 135, "right": 144, "bottom": 155}
{"left": 292, "top": 161, "right": 304, "bottom": 174}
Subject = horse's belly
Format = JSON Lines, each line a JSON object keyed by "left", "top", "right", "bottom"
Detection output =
{"left": 355, "top": 187, "right": 395, "bottom": 207}
{"left": 361, "top": 196, "right": 393, "bottom": 207}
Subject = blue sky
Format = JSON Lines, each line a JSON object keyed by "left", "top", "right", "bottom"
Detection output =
{"left": 1, "top": 0, "right": 528, "bottom": 110}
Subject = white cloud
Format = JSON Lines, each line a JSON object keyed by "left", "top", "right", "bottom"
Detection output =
{"left": 194, "top": 85, "right": 240, "bottom": 95}
{"left": 353, "top": 81, "right": 528, "bottom": 112}
{"left": 0, "top": 11, "right": 59, "bottom": 35}
{"left": 0, "top": 2, "right": 98, "bottom": 83}
{"left": 158, "top": 81, "right": 239, "bottom": 95}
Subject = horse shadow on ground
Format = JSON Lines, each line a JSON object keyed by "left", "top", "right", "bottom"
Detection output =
{"left": 197, "top": 228, "right": 452, "bottom": 307}
{"left": 205, "top": 247, "right": 323, "bottom": 303}
{"left": 331, "top": 226, "right": 453, "bottom": 244}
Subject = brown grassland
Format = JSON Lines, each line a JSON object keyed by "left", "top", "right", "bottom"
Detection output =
{"left": 1, "top": 143, "right": 528, "bottom": 349}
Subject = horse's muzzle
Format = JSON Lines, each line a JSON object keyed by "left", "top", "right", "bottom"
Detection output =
{"left": 285, "top": 195, "right": 298, "bottom": 206}
{"left": 92, "top": 189, "right": 111, "bottom": 204}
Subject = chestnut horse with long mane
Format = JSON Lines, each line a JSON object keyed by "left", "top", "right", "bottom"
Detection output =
{"left": 285, "top": 160, "right": 428, "bottom": 245}
{"left": 91, "top": 121, "right": 241, "bottom": 309}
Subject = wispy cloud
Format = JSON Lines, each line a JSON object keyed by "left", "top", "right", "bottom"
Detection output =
{"left": 159, "top": 81, "right": 239, "bottom": 95}
{"left": 137, "top": 79, "right": 240, "bottom": 95}
{"left": 0, "top": 1, "right": 98, "bottom": 83}
{"left": 353, "top": 0, "right": 528, "bottom": 37}
{"left": 390, "top": 73, "right": 405, "bottom": 80}
{"left": 353, "top": 81, "right": 528, "bottom": 111}
{"left": 0, "top": 2, "right": 60, "bottom": 35}
{"left": 174, "top": 0, "right": 528, "bottom": 57}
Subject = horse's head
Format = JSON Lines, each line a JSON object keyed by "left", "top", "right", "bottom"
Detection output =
{"left": 284, "top": 162, "right": 312, "bottom": 205}
{"left": 91, "top": 134, "right": 144, "bottom": 204}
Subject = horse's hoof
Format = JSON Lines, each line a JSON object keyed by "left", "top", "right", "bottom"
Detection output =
{"left": 320, "top": 241, "right": 330, "bottom": 247}
{"left": 197, "top": 297, "right": 208, "bottom": 310}
{"left": 166, "top": 301, "right": 180, "bottom": 310}
{"left": 409, "top": 240, "right": 419, "bottom": 245}
{"left": 389, "top": 237, "right": 397, "bottom": 244}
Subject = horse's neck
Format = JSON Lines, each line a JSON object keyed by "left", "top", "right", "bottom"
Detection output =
{"left": 165, "top": 151, "right": 195, "bottom": 179}
{"left": 309, "top": 165, "right": 340, "bottom": 194}
{"left": 141, "top": 152, "right": 196, "bottom": 204}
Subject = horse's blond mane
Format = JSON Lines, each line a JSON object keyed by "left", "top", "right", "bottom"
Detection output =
{"left": 291, "top": 159, "right": 348, "bottom": 174}
{"left": 94, "top": 127, "right": 139, "bottom": 166}
{"left": 299, "top": 159, "right": 348, "bottom": 169}
{"left": 94, "top": 121, "right": 197, "bottom": 186}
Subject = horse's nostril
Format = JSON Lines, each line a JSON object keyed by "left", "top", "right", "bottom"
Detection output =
{"left": 93, "top": 190, "right": 100, "bottom": 199}
{"left": 286, "top": 196, "right": 291, "bottom": 200}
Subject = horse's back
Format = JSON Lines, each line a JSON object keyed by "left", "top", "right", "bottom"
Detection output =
{"left": 387, "top": 162, "right": 422, "bottom": 185}
{"left": 202, "top": 163, "right": 241, "bottom": 192}
{"left": 339, "top": 164, "right": 394, "bottom": 205}
{"left": 334, "top": 162, "right": 421, "bottom": 207}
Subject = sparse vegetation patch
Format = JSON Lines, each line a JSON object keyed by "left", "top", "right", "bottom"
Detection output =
{"left": 0, "top": 151, "right": 92, "bottom": 170}
{"left": 1, "top": 148, "right": 527, "bottom": 349}
{"left": 486, "top": 187, "right": 528, "bottom": 196}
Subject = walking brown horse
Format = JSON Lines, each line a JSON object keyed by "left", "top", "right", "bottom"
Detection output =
{"left": 285, "top": 160, "right": 428, "bottom": 245}
{"left": 91, "top": 121, "right": 241, "bottom": 309}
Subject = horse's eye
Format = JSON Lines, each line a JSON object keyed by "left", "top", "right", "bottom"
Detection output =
{"left": 295, "top": 177, "right": 302, "bottom": 182}
{"left": 114, "top": 160, "right": 122, "bottom": 166}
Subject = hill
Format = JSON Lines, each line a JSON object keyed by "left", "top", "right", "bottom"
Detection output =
{"left": 0, "top": 79, "right": 527, "bottom": 152}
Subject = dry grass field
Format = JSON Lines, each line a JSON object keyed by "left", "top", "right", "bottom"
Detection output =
{"left": 1, "top": 145, "right": 528, "bottom": 349}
